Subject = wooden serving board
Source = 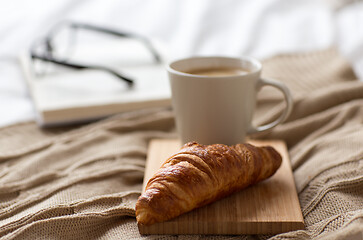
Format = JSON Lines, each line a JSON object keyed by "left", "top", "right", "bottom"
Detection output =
{"left": 138, "top": 139, "right": 304, "bottom": 235}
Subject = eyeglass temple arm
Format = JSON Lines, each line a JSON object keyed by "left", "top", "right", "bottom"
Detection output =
{"left": 31, "top": 53, "right": 134, "bottom": 86}
{"left": 68, "top": 22, "right": 162, "bottom": 63}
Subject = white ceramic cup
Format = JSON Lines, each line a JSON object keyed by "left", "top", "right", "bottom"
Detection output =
{"left": 167, "top": 56, "right": 293, "bottom": 145}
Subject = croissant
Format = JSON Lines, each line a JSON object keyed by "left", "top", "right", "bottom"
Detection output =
{"left": 136, "top": 141, "right": 282, "bottom": 225}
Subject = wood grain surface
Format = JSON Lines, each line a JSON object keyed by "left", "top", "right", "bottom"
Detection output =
{"left": 138, "top": 139, "right": 304, "bottom": 235}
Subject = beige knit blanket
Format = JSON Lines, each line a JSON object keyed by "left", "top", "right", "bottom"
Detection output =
{"left": 0, "top": 49, "right": 362, "bottom": 240}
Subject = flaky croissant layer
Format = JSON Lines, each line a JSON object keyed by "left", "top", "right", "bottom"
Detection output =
{"left": 136, "top": 142, "right": 282, "bottom": 225}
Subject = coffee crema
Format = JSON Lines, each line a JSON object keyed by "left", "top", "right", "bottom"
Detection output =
{"left": 185, "top": 68, "right": 250, "bottom": 77}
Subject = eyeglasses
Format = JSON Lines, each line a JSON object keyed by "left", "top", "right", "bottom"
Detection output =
{"left": 30, "top": 21, "right": 162, "bottom": 87}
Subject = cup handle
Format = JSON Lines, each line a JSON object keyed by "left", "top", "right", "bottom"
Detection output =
{"left": 248, "top": 78, "right": 293, "bottom": 134}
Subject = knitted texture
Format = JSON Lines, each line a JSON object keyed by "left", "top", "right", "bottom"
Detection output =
{"left": 0, "top": 48, "right": 362, "bottom": 240}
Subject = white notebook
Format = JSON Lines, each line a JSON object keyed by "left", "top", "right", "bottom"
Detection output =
{"left": 19, "top": 39, "right": 171, "bottom": 127}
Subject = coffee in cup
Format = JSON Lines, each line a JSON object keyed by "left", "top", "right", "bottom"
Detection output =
{"left": 185, "top": 67, "right": 250, "bottom": 77}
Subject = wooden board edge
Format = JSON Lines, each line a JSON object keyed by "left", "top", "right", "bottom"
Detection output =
{"left": 138, "top": 220, "right": 305, "bottom": 235}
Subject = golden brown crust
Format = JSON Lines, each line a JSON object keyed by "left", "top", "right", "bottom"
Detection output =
{"left": 135, "top": 142, "right": 282, "bottom": 225}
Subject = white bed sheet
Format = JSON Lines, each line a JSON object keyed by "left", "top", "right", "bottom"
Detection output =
{"left": 0, "top": 0, "right": 362, "bottom": 127}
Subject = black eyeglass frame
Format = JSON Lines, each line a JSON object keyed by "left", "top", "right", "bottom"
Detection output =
{"left": 30, "top": 21, "right": 162, "bottom": 86}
